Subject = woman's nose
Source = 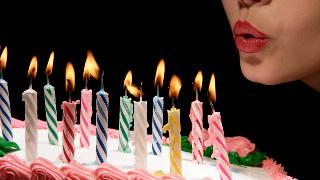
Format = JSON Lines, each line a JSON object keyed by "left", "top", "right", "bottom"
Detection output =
{"left": 238, "top": 0, "right": 271, "bottom": 8}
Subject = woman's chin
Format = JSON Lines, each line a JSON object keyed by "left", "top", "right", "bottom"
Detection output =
{"left": 240, "top": 64, "right": 287, "bottom": 85}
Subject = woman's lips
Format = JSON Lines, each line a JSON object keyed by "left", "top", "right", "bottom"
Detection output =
{"left": 233, "top": 21, "right": 269, "bottom": 53}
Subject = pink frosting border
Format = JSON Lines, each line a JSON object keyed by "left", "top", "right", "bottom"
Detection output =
{"left": 10, "top": 118, "right": 297, "bottom": 179}
{"left": 0, "top": 154, "right": 186, "bottom": 180}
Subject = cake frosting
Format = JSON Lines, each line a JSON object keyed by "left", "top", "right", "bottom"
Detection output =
{"left": 0, "top": 118, "right": 296, "bottom": 179}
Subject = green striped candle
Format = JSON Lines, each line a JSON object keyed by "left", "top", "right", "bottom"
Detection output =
{"left": 44, "top": 52, "right": 58, "bottom": 145}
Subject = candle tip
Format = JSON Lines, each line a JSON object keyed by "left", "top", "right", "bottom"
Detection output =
{"left": 140, "top": 82, "right": 143, "bottom": 101}
{"left": 101, "top": 71, "right": 105, "bottom": 90}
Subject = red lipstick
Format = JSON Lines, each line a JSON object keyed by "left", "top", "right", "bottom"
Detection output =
{"left": 233, "top": 21, "right": 269, "bottom": 53}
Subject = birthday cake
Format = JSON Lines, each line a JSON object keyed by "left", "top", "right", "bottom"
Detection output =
{"left": 0, "top": 118, "right": 296, "bottom": 180}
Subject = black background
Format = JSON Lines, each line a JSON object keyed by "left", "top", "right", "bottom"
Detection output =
{"left": 0, "top": 1, "right": 319, "bottom": 179}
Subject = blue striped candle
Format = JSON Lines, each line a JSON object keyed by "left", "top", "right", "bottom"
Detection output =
{"left": 0, "top": 78, "right": 13, "bottom": 141}
{"left": 151, "top": 96, "right": 164, "bottom": 155}
{"left": 0, "top": 47, "right": 13, "bottom": 141}
{"left": 96, "top": 72, "right": 109, "bottom": 164}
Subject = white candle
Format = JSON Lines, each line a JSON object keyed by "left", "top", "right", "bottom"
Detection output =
{"left": 22, "top": 56, "right": 38, "bottom": 162}
{"left": 133, "top": 83, "right": 148, "bottom": 169}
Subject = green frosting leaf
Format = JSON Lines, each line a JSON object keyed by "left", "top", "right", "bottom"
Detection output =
{"left": 240, "top": 149, "right": 266, "bottom": 166}
{"left": 0, "top": 149, "right": 5, "bottom": 157}
{"left": 203, "top": 146, "right": 213, "bottom": 158}
{"left": 0, "top": 138, "right": 21, "bottom": 157}
{"left": 181, "top": 136, "right": 192, "bottom": 153}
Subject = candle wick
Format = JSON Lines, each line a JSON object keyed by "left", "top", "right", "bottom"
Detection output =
{"left": 172, "top": 98, "right": 175, "bottom": 108}
{"left": 46, "top": 75, "right": 50, "bottom": 85}
{"left": 157, "top": 85, "right": 159, "bottom": 97}
{"left": 85, "top": 77, "right": 88, "bottom": 90}
{"left": 210, "top": 101, "right": 215, "bottom": 113}
{"left": 196, "top": 89, "right": 198, "bottom": 101}
{"left": 67, "top": 79, "right": 72, "bottom": 102}
{"left": 68, "top": 89, "right": 72, "bottom": 102}
{"left": 140, "top": 82, "right": 143, "bottom": 101}
{"left": 208, "top": 92, "right": 215, "bottom": 113}
{"left": 29, "top": 78, "right": 32, "bottom": 89}
{"left": 101, "top": 71, "right": 104, "bottom": 90}
{"left": 125, "top": 89, "right": 128, "bottom": 97}
{"left": 0, "top": 69, "right": 3, "bottom": 79}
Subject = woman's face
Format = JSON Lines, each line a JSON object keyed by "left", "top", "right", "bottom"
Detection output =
{"left": 222, "top": 0, "right": 320, "bottom": 86}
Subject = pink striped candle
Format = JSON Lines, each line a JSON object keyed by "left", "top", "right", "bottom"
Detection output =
{"left": 61, "top": 100, "right": 79, "bottom": 163}
{"left": 80, "top": 50, "right": 100, "bottom": 148}
{"left": 80, "top": 89, "right": 92, "bottom": 147}
{"left": 189, "top": 100, "right": 203, "bottom": 164}
{"left": 62, "top": 62, "right": 78, "bottom": 163}
{"left": 206, "top": 73, "right": 232, "bottom": 180}
{"left": 208, "top": 112, "right": 232, "bottom": 180}
{"left": 189, "top": 71, "right": 204, "bottom": 164}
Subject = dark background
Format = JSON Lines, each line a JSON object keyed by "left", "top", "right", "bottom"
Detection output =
{"left": 0, "top": 1, "right": 318, "bottom": 179}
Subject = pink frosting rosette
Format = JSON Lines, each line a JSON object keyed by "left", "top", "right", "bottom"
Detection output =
{"left": 94, "top": 162, "right": 130, "bottom": 180}
{"left": 127, "top": 168, "right": 161, "bottom": 180}
{"left": 0, "top": 154, "right": 31, "bottom": 180}
{"left": 60, "top": 162, "right": 94, "bottom": 180}
{"left": 226, "top": 136, "right": 256, "bottom": 157}
{"left": 262, "top": 158, "right": 297, "bottom": 180}
{"left": 30, "top": 157, "right": 65, "bottom": 180}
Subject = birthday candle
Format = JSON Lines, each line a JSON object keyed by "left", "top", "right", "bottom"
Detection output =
{"left": 80, "top": 88, "right": 92, "bottom": 147}
{"left": 0, "top": 47, "right": 13, "bottom": 141}
{"left": 22, "top": 56, "right": 38, "bottom": 162}
{"left": 163, "top": 75, "right": 182, "bottom": 175}
{"left": 118, "top": 71, "right": 134, "bottom": 153}
{"left": 189, "top": 71, "right": 204, "bottom": 164}
{"left": 96, "top": 72, "right": 109, "bottom": 164}
{"left": 152, "top": 59, "right": 165, "bottom": 155}
{"left": 80, "top": 50, "right": 100, "bottom": 148}
{"left": 61, "top": 63, "right": 79, "bottom": 163}
{"left": 44, "top": 52, "right": 58, "bottom": 145}
{"left": 206, "top": 73, "right": 232, "bottom": 180}
{"left": 132, "top": 83, "right": 148, "bottom": 169}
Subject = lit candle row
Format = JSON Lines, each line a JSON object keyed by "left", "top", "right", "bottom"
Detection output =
{"left": 0, "top": 47, "right": 231, "bottom": 178}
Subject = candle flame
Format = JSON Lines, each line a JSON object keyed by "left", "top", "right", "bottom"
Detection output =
{"left": 65, "top": 62, "right": 75, "bottom": 92}
{"left": 27, "top": 56, "right": 38, "bottom": 79}
{"left": 45, "top": 51, "right": 54, "bottom": 76}
{"left": 194, "top": 71, "right": 203, "bottom": 91}
{"left": 154, "top": 59, "right": 165, "bottom": 87}
{"left": 83, "top": 50, "right": 100, "bottom": 80}
{"left": 169, "top": 75, "right": 182, "bottom": 99}
{"left": 123, "top": 70, "right": 132, "bottom": 88}
{"left": 0, "top": 46, "right": 8, "bottom": 70}
{"left": 208, "top": 73, "right": 216, "bottom": 102}
{"left": 127, "top": 84, "right": 141, "bottom": 98}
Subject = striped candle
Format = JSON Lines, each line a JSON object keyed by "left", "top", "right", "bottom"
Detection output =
{"left": 80, "top": 89, "right": 92, "bottom": 147}
{"left": 0, "top": 47, "right": 13, "bottom": 141}
{"left": 44, "top": 84, "right": 58, "bottom": 145}
{"left": 118, "top": 96, "right": 133, "bottom": 153}
{"left": 96, "top": 89, "right": 109, "bottom": 164}
{"left": 61, "top": 100, "right": 79, "bottom": 163}
{"left": 151, "top": 96, "right": 164, "bottom": 155}
{"left": 133, "top": 100, "right": 148, "bottom": 169}
{"left": 208, "top": 112, "right": 232, "bottom": 180}
{"left": 189, "top": 100, "right": 204, "bottom": 164}
{"left": 22, "top": 88, "right": 38, "bottom": 162}
{"left": 0, "top": 79, "right": 13, "bottom": 141}
{"left": 163, "top": 107, "right": 182, "bottom": 175}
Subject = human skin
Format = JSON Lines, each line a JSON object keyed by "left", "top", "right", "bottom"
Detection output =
{"left": 222, "top": 0, "right": 320, "bottom": 92}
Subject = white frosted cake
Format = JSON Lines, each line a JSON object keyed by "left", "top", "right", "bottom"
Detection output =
{"left": 7, "top": 127, "right": 272, "bottom": 180}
